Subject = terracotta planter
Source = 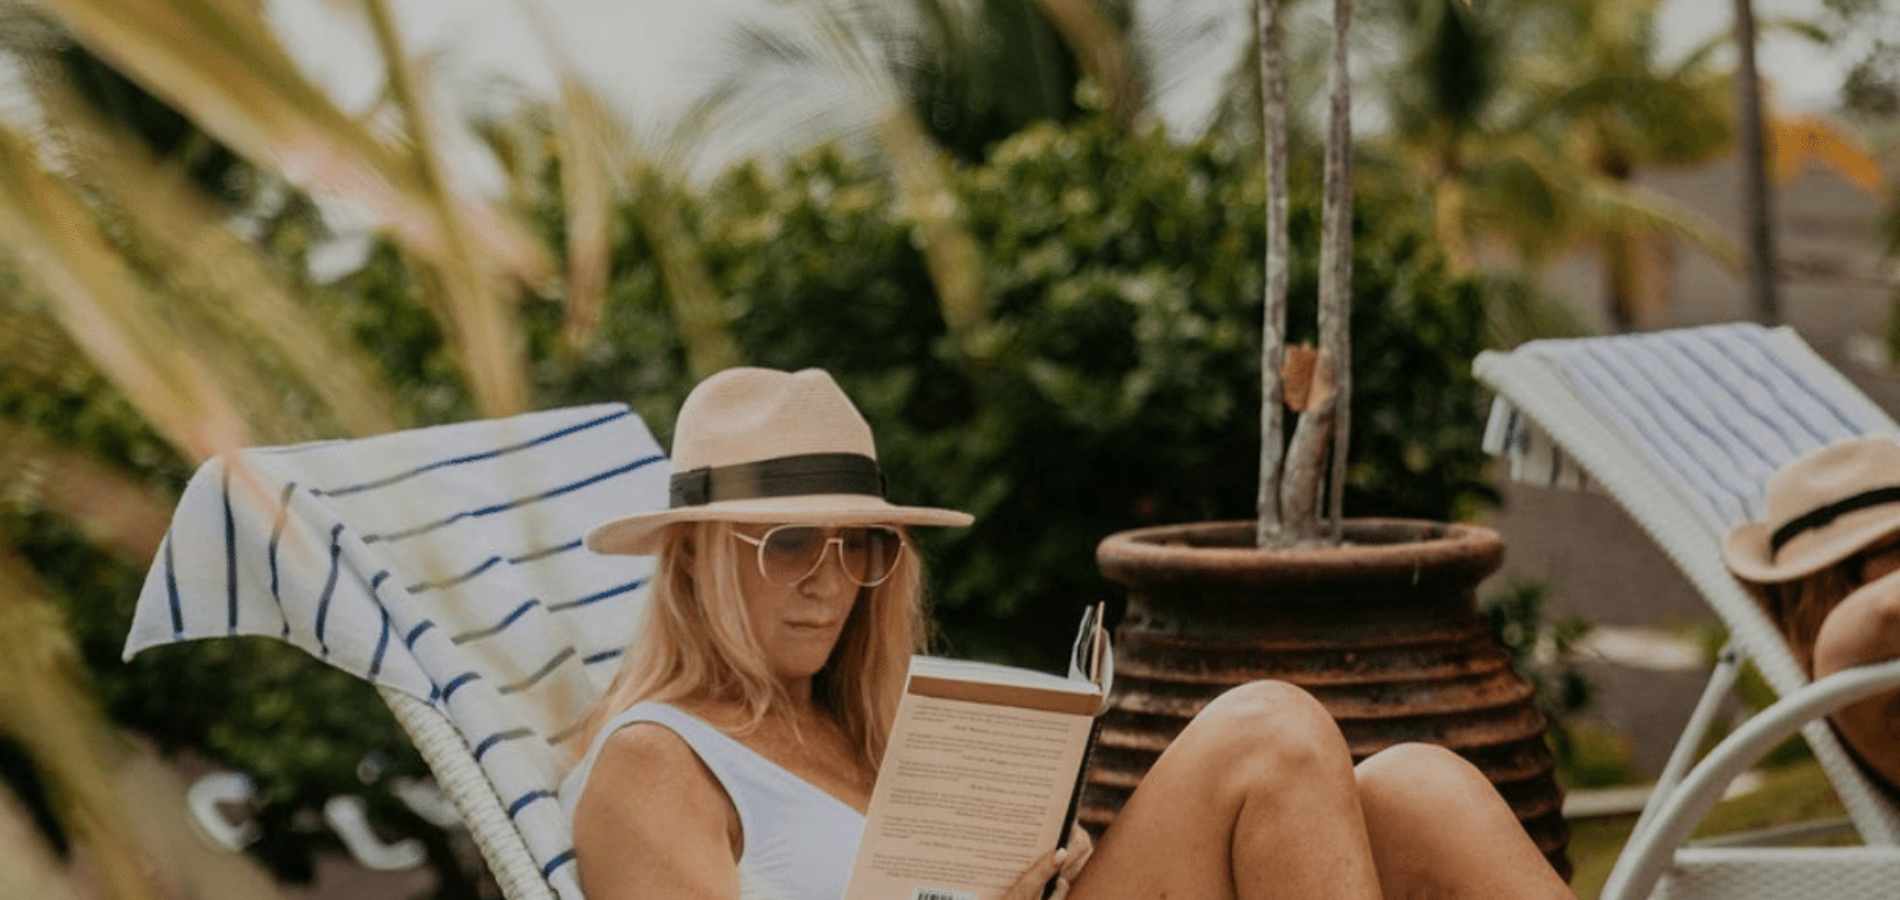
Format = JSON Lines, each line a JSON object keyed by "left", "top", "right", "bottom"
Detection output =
{"left": 1087, "top": 518, "right": 1569, "bottom": 880}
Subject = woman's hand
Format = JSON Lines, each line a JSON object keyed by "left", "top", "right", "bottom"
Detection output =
{"left": 1001, "top": 826, "right": 1095, "bottom": 900}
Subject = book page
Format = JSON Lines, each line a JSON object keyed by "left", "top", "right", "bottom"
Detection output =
{"left": 843, "top": 689, "right": 1095, "bottom": 900}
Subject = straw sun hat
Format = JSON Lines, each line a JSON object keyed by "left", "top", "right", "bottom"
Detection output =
{"left": 1722, "top": 436, "right": 1900, "bottom": 584}
{"left": 584, "top": 367, "right": 972, "bottom": 556}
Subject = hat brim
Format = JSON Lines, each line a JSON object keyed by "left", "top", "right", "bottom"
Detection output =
{"left": 584, "top": 494, "right": 974, "bottom": 556}
{"left": 1723, "top": 511, "right": 1900, "bottom": 584}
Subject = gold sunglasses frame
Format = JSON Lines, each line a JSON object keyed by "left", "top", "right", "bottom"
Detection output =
{"left": 730, "top": 524, "right": 907, "bottom": 588}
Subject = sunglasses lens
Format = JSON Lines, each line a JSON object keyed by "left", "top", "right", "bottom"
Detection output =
{"left": 840, "top": 526, "right": 903, "bottom": 586}
{"left": 759, "top": 526, "right": 827, "bottom": 583}
{"left": 756, "top": 526, "right": 904, "bottom": 586}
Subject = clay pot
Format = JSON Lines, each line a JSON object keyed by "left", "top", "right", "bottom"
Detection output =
{"left": 1086, "top": 518, "right": 1569, "bottom": 880}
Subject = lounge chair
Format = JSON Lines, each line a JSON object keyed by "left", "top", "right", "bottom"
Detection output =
{"left": 124, "top": 404, "right": 672, "bottom": 900}
{"left": 1476, "top": 322, "right": 1900, "bottom": 899}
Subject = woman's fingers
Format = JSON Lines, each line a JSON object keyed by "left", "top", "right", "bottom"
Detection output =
{"left": 1060, "top": 827, "right": 1094, "bottom": 881}
{"left": 1001, "top": 847, "right": 1068, "bottom": 900}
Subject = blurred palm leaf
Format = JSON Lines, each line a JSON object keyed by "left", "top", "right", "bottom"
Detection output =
{"left": 38, "top": 0, "right": 549, "bottom": 282}
{"left": 0, "top": 421, "right": 172, "bottom": 564}
{"left": 35, "top": 84, "right": 407, "bottom": 438}
{"left": 0, "top": 123, "right": 255, "bottom": 464}
{"left": 0, "top": 546, "right": 283, "bottom": 900}
{"left": 39, "top": 0, "right": 544, "bottom": 416}
{"left": 706, "top": 1, "right": 992, "bottom": 359}
{"left": 1378, "top": 0, "right": 1746, "bottom": 330}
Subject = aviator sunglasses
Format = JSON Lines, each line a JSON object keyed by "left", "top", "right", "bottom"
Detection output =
{"left": 731, "top": 524, "right": 907, "bottom": 587}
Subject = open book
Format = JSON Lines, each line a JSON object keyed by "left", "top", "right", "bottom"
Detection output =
{"left": 843, "top": 603, "right": 1114, "bottom": 900}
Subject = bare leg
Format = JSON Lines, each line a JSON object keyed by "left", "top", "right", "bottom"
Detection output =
{"left": 1069, "top": 680, "right": 1383, "bottom": 900}
{"left": 1354, "top": 743, "right": 1572, "bottom": 899}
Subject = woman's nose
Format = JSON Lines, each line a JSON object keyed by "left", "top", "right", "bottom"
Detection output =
{"left": 798, "top": 540, "right": 851, "bottom": 596}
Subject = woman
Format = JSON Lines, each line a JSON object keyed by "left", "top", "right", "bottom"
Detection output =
{"left": 1723, "top": 436, "right": 1900, "bottom": 793}
{"left": 559, "top": 367, "right": 1572, "bottom": 899}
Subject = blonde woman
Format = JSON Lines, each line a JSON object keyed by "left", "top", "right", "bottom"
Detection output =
{"left": 558, "top": 367, "right": 1572, "bottom": 899}
{"left": 1724, "top": 436, "right": 1900, "bottom": 793}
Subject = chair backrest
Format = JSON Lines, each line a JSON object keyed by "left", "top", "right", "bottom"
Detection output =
{"left": 1475, "top": 323, "right": 1900, "bottom": 844}
{"left": 125, "top": 404, "right": 670, "bottom": 898}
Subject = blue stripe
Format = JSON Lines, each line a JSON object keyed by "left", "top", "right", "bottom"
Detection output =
{"left": 508, "top": 539, "right": 583, "bottom": 565}
{"left": 540, "top": 849, "right": 576, "bottom": 878}
{"left": 450, "top": 599, "right": 542, "bottom": 645}
{"left": 548, "top": 578, "right": 649, "bottom": 613}
{"left": 583, "top": 648, "right": 624, "bottom": 665}
{"left": 362, "top": 455, "right": 664, "bottom": 545}
{"left": 1570, "top": 347, "right": 1751, "bottom": 520}
{"left": 1586, "top": 344, "right": 1756, "bottom": 476}
{"left": 1735, "top": 327, "right": 1862, "bottom": 435}
{"left": 404, "top": 619, "right": 436, "bottom": 649}
{"left": 508, "top": 790, "right": 553, "bottom": 819}
{"left": 1685, "top": 329, "right": 1830, "bottom": 446}
{"left": 1625, "top": 339, "right": 1776, "bottom": 471}
{"left": 406, "top": 555, "right": 503, "bottom": 594}
{"left": 475, "top": 728, "right": 534, "bottom": 763}
{"left": 313, "top": 523, "right": 345, "bottom": 657}
{"left": 1663, "top": 332, "right": 1810, "bottom": 454}
{"left": 441, "top": 671, "right": 482, "bottom": 701}
{"left": 163, "top": 534, "right": 183, "bottom": 640}
{"left": 499, "top": 647, "right": 575, "bottom": 694}
{"left": 367, "top": 571, "right": 392, "bottom": 679}
{"left": 222, "top": 463, "right": 238, "bottom": 635}
{"left": 314, "top": 408, "right": 632, "bottom": 498}
{"left": 267, "top": 482, "right": 297, "bottom": 639}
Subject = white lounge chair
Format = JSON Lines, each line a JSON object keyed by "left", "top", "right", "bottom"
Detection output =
{"left": 124, "top": 404, "right": 672, "bottom": 900}
{"left": 1476, "top": 322, "right": 1900, "bottom": 899}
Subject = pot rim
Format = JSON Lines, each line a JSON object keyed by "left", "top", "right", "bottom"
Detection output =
{"left": 1096, "top": 517, "right": 1503, "bottom": 587}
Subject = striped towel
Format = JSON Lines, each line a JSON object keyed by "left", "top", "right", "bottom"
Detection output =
{"left": 123, "top": 404, "right": 671, "bottom": 899}
{"left": 1482, "top": 323, "right": 1898, "bottom": 534}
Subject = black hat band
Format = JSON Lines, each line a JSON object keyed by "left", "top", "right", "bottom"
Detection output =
{"left": 1769, "top": 486, "right": 1900, "bottom": 559}
{"left": 669, "top": 452, "right": 886, "bottom": 508}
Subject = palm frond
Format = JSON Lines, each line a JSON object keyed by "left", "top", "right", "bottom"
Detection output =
{"left": 1575, "top": 175, "right": 1744, "bottom": 271}
{"left": 0, "top": 421, "right": 172, "bottom": 564}
{"left": 39, "top": 0, "right": 550, "bottom": 285}
{"left": 0, "top": 123, "right": 254, "bottom": 464}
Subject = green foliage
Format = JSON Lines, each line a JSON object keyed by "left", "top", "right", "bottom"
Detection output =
{"left": 7, "top": 114, "right": 1503, "bottom": 885}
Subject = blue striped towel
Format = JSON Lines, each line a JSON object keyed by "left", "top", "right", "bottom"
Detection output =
{"left": 1483, "top": 323, "right": 1898, "bottom": 535}
{"left": 124, "top": 403, "right": 671, "bottom": 898}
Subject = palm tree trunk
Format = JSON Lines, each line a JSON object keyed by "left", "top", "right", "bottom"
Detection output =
{"left": 1734, "top": 0, "right": 1779, "bottom": 325}
{"left": 1255, "top": 0, "right": 1289, "bottom": 548}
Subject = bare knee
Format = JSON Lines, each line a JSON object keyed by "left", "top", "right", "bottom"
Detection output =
{"left": 1357, "top": 742, "right": 1502, "bottom": 823}
{"left": 1185, "top": 681, "right": 1352, "bottom": 791}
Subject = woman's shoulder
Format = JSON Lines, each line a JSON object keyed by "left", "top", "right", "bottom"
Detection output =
{"left": 574, "top": 718, "right": 745, "bottom": 879}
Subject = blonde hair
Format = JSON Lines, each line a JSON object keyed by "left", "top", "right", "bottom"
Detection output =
{"left": 564, "top": 521, "right": 929, "bottom": 773}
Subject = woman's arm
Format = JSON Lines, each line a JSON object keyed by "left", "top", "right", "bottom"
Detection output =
{"left": 1813, "top": 578, "right": 1900, "bottom": 789}
{"left": 572, "top": 724, "right": 743, "bottom": 900}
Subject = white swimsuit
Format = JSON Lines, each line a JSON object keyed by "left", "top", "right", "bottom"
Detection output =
{"left": 559, "top": 701, "right": 867, "bottom": 899}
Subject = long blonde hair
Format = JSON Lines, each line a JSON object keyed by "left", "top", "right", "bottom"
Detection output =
{"left": 565, "top": 521, "right": 929, "bottom": 773}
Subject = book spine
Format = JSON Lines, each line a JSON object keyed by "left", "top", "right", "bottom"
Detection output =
{"left": 1044, "top": 715, "right": 1106, "bottom": 900}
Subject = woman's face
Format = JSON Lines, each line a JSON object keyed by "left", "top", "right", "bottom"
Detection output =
{"left": 729, "top": 523, "right": 864, "bottom": 682}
